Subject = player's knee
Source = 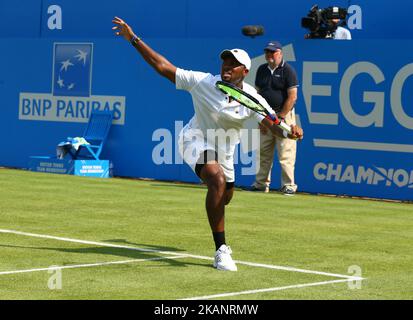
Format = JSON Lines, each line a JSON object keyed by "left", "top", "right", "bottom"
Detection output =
{"left": 211, "top": 173, "right": 226, "bottom": 190}
{"left": 200, "top": 163, "right": 227, "bottom": 194}
{"left": 207, "top": 172, "right": 226, "bottom": 193}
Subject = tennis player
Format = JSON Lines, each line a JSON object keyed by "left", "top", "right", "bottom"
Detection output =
{"left": 112, "top": 17, "right": 303, "bottom": 271}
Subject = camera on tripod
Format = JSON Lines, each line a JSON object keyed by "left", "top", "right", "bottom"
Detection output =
{"left": 301, "top": 4, "right": 348, "bottom": 39}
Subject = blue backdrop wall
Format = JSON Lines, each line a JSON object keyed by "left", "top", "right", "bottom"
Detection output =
{"left": 1, "top": 0, "right": 413, "bottom": 39}
{"left": 1, "top": 1, "right": 413, "bottom": 201}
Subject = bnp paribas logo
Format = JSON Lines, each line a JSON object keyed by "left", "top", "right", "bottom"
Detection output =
{"left": 53, "top": 43, "right": 92, "bottom": 97}
{"left": 19, "top": 43, "right": 125, "bottom": 125}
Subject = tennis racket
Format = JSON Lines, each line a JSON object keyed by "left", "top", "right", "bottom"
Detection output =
{"left": 215, "top": 80, "right": 292, "bottom": 135}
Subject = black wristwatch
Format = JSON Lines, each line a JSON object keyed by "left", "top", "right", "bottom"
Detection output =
{"left": 130, "top": 35, "right": 141, "bottom": 46}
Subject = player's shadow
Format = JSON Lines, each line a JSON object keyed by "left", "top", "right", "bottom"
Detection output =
{"left": 150, "top": 183, "right": 206, "bottom": 190}
{"left": 0, "top": 240, "right": 212, "bottom": 269}
{"left": 102, "top": 239, "right": 183, "bottom": 252}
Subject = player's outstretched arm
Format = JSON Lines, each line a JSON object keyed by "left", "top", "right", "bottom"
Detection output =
{"left": 261, "top": 117, "right": 304, "bottom": 140}
{"left": 112, "top": 16, "right": 177, "bottom": 84}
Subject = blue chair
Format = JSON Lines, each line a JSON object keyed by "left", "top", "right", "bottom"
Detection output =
{"left": 70, "top": 110, "right": 114, "bottom": 160}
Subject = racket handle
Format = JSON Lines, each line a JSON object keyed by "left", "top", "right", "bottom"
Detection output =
{"left": 278, "top": 120, "right": 292, "bottom": 134}
{"left": 266, "top": 114, "right": 293, "bottom": 137}
{"left": 266, "top": 114, "right": 289, "bottom": 129}
{"left": 265, "top": 114, "right": 280, "bottom": 124}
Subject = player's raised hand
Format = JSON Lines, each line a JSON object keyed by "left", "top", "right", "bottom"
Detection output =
{"left": 112, "top": 17, "right": 135, "bottom": 42}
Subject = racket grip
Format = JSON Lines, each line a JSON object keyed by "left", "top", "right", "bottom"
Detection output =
{"left": 266, "top": 114, "right": 294, "bottom": 138}
{"left": 265, "top": 114, "right": 280, "bottom": 124}
{"left": 278, "top": 121, "right": 292, "bottom": 134}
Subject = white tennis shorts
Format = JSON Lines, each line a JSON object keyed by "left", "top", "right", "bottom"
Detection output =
{"left": 178, "top": 123, "right": 235, "bottom": 183}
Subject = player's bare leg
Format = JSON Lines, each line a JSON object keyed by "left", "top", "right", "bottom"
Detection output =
{"left": 199, "top": 158, "right": 237, "bottom": 271}
{"left": 200, "top": 162, "right": 226, "bottom": 233}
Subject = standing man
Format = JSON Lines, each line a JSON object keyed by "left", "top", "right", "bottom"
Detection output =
{"left": 331, "top": 19, "right": 352, "bottom": 40}
{"left": 112, "top": 18, "right": 303, "bottom": 271}
{"left": 251, "top": 41, "right": 299, "bottom": 195}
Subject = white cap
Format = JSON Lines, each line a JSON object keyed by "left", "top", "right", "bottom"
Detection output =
{"left": 220, "top": 48, "right": 251, "bottom": 70}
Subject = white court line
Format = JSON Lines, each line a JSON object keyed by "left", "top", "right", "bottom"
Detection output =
{"left": 180, "top": 279, "right": 352, "bottom": 300}
{"left": 0, "top": 255, "right": 190, "bottom": 276}
{"left": 0, "top": 228, "right": 363, "bottom": 281}
{"left": 231, "top": 260, "right": 363, "bottom": 280}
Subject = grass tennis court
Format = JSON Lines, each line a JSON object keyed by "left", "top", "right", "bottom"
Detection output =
{"left": 0, "top": 168, "right": 412, "bottom": 300}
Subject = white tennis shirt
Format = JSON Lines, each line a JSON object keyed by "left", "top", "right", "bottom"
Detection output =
{"left": 176, "top": 68, "right": 270, "bottom": 148}
{"left": 334, "top": 26, "right": 352, "bottom": 40}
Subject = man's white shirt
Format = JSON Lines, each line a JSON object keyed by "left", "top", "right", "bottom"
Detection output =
{"left": 175, "top": 68, "right": 272, "bottom": 182}
{"left": 334, "top": 26, "right": 352, "bottom": 40}
{"left": 176, "top": 68, "right": 270, "bottom": 146}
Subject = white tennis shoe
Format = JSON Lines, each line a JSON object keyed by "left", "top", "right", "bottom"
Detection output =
{"left": 213, "top": 244, "right": 237, "bottom": 271}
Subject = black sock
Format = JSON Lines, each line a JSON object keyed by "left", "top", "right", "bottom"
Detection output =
{"left": 213, "top": 232, "right": 226, "bottom": 251}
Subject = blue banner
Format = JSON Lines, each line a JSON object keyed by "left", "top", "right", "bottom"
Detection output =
{"left": 1, "top": 38, "right": 412, "bottom": 201}
{"left": 2, "top": 0, "right": 412, "bottom": 40}
{"left": 291, "top": 40, "right": 413, "bottom": 201}
{"left": 74, "top": 160, "right": 111, "bottom": 178}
